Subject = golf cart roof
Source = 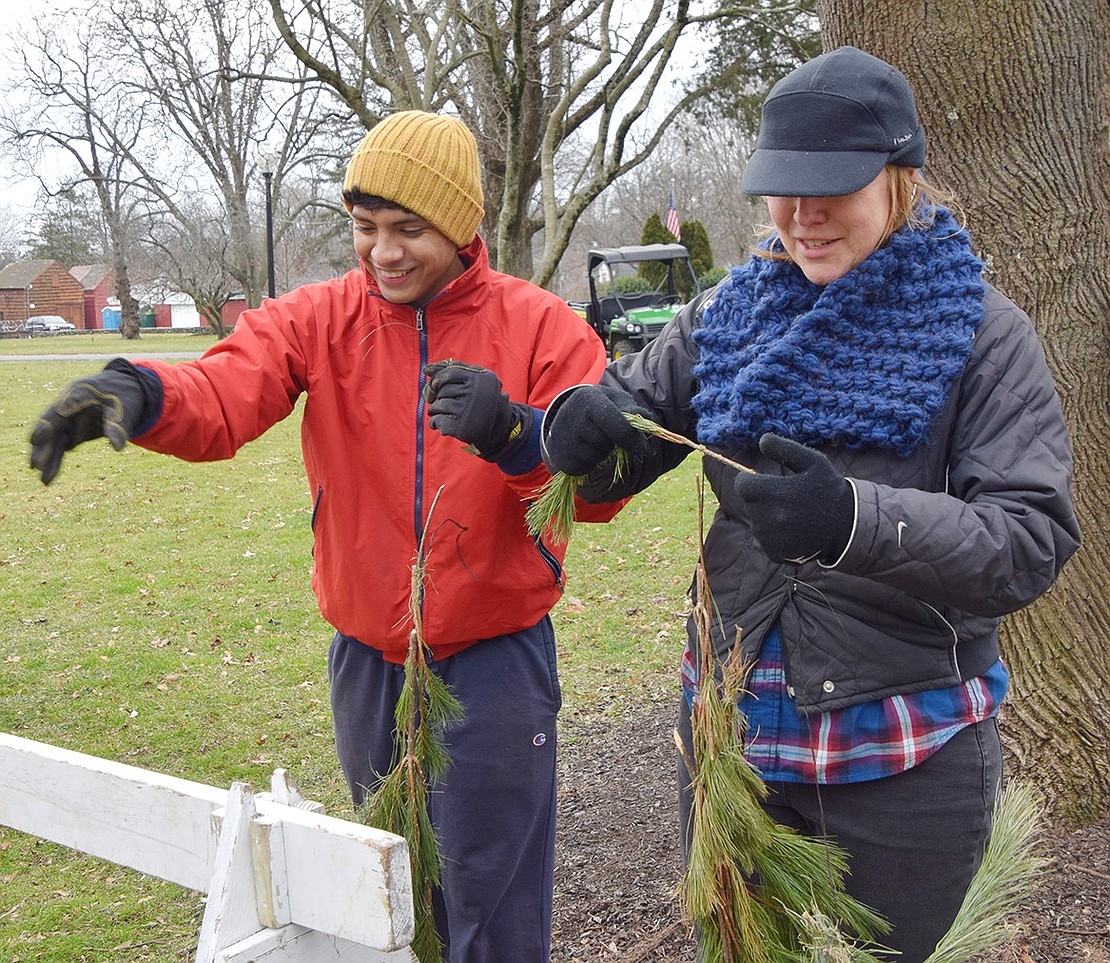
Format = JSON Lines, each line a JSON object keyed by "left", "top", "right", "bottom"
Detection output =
{"left": 588, "top": 244, "right": 690, "bottom": 269}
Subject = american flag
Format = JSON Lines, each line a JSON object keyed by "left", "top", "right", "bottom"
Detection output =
{"left": 665, "top": 191, "right": 681, "bottom": 241}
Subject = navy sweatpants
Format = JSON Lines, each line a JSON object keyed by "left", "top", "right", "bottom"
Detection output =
{"left": 329, "top": 619, "right": 561, "bottom": 963}
{"left": 677, "top": 702, "right": 1002, "bottom": 963}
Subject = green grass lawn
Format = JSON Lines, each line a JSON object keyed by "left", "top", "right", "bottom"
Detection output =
{"left": 0, "top": 330, "right": 218, "bottom": 356}
{"left": 0, "top": 349, "right": 707, "bottom": 961}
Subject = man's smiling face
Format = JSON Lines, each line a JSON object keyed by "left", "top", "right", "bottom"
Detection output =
{"left": 351, "top": 204, "right": 465, "bottom": 307}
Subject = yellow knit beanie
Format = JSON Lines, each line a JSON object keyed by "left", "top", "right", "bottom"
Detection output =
{"left": 342, "top": 110, "right": 485, "bottom": 247}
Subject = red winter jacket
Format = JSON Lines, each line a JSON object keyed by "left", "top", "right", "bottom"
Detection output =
{"left": 133, "top": 237, "right": 616, "bottom": 661}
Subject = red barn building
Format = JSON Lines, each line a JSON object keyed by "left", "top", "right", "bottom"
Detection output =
{"left": 70, "top": 264, "right": 116, "bottom": 330}
{"left": 0, "top": 260, "right": 85, "bottom": 328}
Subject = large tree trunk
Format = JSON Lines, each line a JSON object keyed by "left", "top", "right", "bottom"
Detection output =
{"left": 817, "top": 0, "right": 1110, "bottom": 824}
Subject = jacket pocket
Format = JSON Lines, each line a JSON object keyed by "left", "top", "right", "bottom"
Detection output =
{"left": 310, "top": 485, "right": 323, "bottom": 531}
{"left": 533, "top": 535, "right": 564, "bottom": 587}
{"left": 310, "top": 486, "right": 323, "bottom": 557}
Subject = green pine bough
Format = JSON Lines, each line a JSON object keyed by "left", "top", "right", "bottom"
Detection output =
{"left": 527, "top": 412, "right": 754, "bottom": 544}
{"left": 923, "top": 782, "right": 1046, "bottom": 963}
{"left": 525, "top": 446, "right": 627, "bottom": 545}
{"left": 682, "top": 561, "right": 891, "bottom": 963}
{"left": 360, "top": 488, "right": 464, "bottom": 963}
{"left": 684, "top": 560, "right": 1046, "bottom": 963}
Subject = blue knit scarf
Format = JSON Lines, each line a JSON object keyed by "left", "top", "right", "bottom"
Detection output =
{"left": 691, "top": 208, "right": 985, "bottom": 457}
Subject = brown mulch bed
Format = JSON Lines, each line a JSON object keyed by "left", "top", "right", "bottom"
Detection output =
{"left": 552, "top": 699, "right": 1110, "bottom": 963}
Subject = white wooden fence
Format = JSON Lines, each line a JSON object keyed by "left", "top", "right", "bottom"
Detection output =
{"left": 0, "top": 732, "right": 417, "bottom": 962}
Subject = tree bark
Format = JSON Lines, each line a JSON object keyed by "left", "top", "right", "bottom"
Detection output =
{"left": 817, "top": 0, "right": 1110, "bottom": 824}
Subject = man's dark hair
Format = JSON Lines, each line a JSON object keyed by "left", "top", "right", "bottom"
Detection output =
{"left": 343, "top": 191, "right": 412, "bottom": 214}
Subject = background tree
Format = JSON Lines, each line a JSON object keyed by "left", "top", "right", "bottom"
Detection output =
{"left": 25, "top": 185, "right": 105, "bottom": 266}
{"left": 638, "top": 211, "right": 674, "bottom": 287}
{"left": 817, "top": 0, "right": 1110, "bottom": 824}
{"left": 107, "top": 0, "right": 333, "bottom": 309}
{"left": 0, "top": 206, "right": 27, "bottom": 268}
{"left": 267, "top": 176, "right": 355, "bottom": 288}
{"left": 695, "top": 0, "right": 821, "bottom": 128}
{"left": 267, "top": 0, "right": 787, "bottom": 286}
{"left": 562, "top": 109, "right": 766, "bottom": 299}
{"left": 145, "top": 201, "right": 241, "bottom": 338}
{"left": 679, "top": 218, "right": 712, "bottom": 297}
{"left": 0, "top": 0, "right": 339, "bottom": 337}
{"left": 1, "top": 11, "right": 147, "bottom": 337}
{"left": 640, "top": 212, "right": 675, "bottom": 248}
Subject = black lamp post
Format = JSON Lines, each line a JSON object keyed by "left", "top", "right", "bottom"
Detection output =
{"left": 259, "top": 151, "right": 277, "bottom": 299}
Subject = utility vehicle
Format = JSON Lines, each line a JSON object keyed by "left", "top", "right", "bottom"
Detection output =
{"left": 584, "top": 244, "right": 699, "bottom": 359}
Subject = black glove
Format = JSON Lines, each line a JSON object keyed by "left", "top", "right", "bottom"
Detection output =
{"left": 541, "top": 384, "right": 649, "bottom": 477}
{"left": 29, "top": 359, "right": 152, "bottom": 485}
{"left": 423, "top": 360, "right": 532, "bottom": 463}
{"left": 734, "top": 433, "right": 854, "bottom": 564}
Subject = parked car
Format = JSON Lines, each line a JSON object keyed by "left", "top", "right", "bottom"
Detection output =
{"left": 24, "top": 315, "right": 76, "bottom": 334}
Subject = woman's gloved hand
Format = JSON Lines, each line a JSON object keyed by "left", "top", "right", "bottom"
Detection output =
{"left": 734, "top": 433, "right": 854, "bottom": 564}
{"left": 541, "top": 384, "right": 649, "bottom": 476}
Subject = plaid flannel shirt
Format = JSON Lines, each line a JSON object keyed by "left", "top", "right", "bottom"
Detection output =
{"left": 681, "top": 625, "right": 1008, "bottom": 784}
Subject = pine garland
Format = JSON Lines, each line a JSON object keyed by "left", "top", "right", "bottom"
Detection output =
{"left": 680, "top": 472, "right": 1046, "bottom": 963}
{"left": 360, "top": 487, "right": 464, "bottom": 963}
{"left": 680, "top": 552, "right": 890, "bottom": 963}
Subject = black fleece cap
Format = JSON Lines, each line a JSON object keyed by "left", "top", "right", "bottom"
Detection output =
{"left": 741, "top": 46, "right": 926, "bottom": 198}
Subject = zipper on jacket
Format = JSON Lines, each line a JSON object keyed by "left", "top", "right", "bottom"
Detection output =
{"left": 918, "top": 598, "right": 962, "bottom": 676}
{"left": 413, "top": 307, "right": 428, "bottom": 547}
{"left": 533, "top": 535, "right": 565, "bottom": 587}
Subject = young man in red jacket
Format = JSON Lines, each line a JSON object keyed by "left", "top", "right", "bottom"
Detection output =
{"left": 29, "top": 110, "right": 615, "bottom": 963}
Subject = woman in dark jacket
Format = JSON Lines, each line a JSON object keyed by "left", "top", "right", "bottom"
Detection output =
{"left": 542, "top": 46, "right": 1080, "bottom": 962}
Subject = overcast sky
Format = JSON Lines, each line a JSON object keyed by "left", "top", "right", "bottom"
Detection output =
{"left": 0, "top": 0, "right": 67, "bottom": 215}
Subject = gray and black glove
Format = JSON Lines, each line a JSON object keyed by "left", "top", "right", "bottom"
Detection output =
{"left": 423, "top": 360, "right": 534, "bottom": 464}
{"left": 734, "top": 433, "right": 854, "bottom": 564}
{"left": 29, "top": 358, "right": 156, "bottom": 485}
{"left": 541, "top": 384, "right": 649, "bottom": 477}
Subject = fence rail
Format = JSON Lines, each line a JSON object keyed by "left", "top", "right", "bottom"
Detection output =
{"left": 0, "top": 732, "right": 416, "bottom": 963}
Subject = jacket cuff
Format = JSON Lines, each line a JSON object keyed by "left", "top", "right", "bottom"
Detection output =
{"left": 819, "top": 477, "right": 859, "bottom": 569}
{"left": 496, "top": 406, "right": 543, "bottom": 476}
{"left": 104, "top": 357, "right": 164, "bottom": 438}
{"left": 539, "top": 383, "right": 591, "bottom": 465}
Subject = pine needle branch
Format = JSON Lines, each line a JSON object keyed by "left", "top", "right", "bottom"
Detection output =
{"left": 621, "top": 412, "right": 755, "bottom": 475}
{"left": 527, "top": 412, "right": 752, "bottom": 545}
{"left": 360, "top": 485, "right": 464, "bottom": 963}
{"left": 525, "top": 448, "right": 628, "bottom": 544}
{"left": 923, "top": 782, "right": 1047, "bottom": 963}
{"left": 681, "top": 495, "right": 890, "bottom": 963}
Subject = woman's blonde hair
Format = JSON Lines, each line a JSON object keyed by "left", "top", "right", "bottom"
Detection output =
{"left": 753, "top": 166, "right": 961, "bottom": 262}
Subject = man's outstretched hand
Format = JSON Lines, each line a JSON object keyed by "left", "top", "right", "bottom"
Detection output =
{"left": 29, "top": 366, "right": 147, "bottom": 484}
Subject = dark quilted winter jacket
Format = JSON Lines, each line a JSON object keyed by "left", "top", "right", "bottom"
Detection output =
{"left": 564, "top": 283, "right": 1080, "bottom": 713}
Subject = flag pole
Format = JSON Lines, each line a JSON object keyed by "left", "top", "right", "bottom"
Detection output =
{"left": 666, "top": 179, "right": 681, "bottom": 242}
